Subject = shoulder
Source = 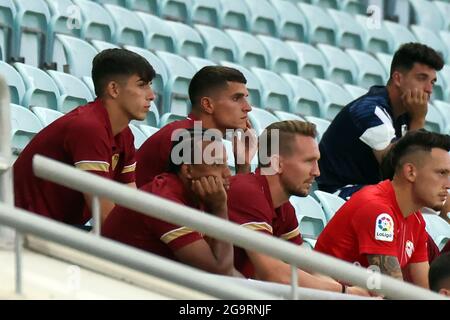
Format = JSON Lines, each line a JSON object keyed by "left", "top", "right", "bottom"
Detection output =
{"left": 228, "top": 173, "right": 265, "bottom": 199}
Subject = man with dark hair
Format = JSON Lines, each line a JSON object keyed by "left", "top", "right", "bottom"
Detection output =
{"left": 228, "top": 120, "right": 369, "bottom": 296}
{"left": 429, "top": 252, "right": 450, "bottom": 296}
{"left": 136, "top": 66, "right": 254, "bottom": 187}
{"left": 317, "top": 42, "right": 444, "bottom": 199}
{"left": 316, "top": 130, "right": 450, "bottom": 288}
{"left": 103, "top": 129, "right": 239, "bottom": 276}
{"left": 14, "top": 49, "right": 156, "bottom": 225}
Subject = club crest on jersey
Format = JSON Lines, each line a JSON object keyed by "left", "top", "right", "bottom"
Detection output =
{"left": 405, "top": 240, "right": 414, "bottom": 258}
{"left": 375, "top": 213, "right": 394, "bottom": 242}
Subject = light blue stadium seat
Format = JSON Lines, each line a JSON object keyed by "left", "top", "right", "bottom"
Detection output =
{"left": 225, "top": 29, "right": 268, "bottom": 69}
{"left": 82, "top": 76, "right": 95, "bottom": 97}
{"left": 251, "top": 67, "right": 292, "bottom": 112}
{"left": 14, "top": 62, "right": 59, "bottom": 110}
{"left": 156, "top": 51, "right": 196, "bottom": 116}
{"left": 410, "top": 25, "right": 447, "bottom": 62}
{"left": 47, "top": 70, "right": 93, "bottom": 113}
{"left": 434, "top": 1, "right": 450, "bottom": 32}
{"left": 310, "top": 0, "right": 338, "bottom": 9}
{"left": 166, "top": 21, "right": 204, "bottom": 58}
{"left": 129, "top": 123, "right": 148, "bottom": 149}
{"left": 304, "top": 115, "right": 331, "bottom": 142}
{"left": 244, "top": 0, "right": 278, "bottom": 37}
{"left": 159, "top": 0, "right": 192, "bottom": 24}
{"left": 217, "top": 0, "right": 250, "bottom": 32}
{"left": 338, "top": 0, "right": 365, "bottom": 15}
{"left": 30, "top": 106, "right": 64, "bottom": 127}
{"left": 138, "top": 124, "right": 159, "bottom": 138}
{"left": 257, "top": 35, "right": 298, "bottom": 75}
{"left": 12, "top": 0, "right": 50, "bottom": 67}
{"left": 10, "top": 103, "right": 43, "bottom": 153}
{"left": 285, "top": 41, "right": 327, "bottom": 80}
{"left": 342, "top": 84, "right": 367, "bottom": 100}
{"left": 136, "top": 12, "right": 176, "bottom": 53}
{"left": 190, "top": 0, "right": 220, "bottom": 27}
{"left": 92, "top": 0, "right": 127, "bottom": 5}
{"left": 0, "top": 60, "right": 25, "bottom": 105}
{"left": 159, "top": 112, "right": 186, "bottom": 127}
{"left": 125, "top": 0, "right": 158, "bottom": 15}
{"left": 425, "top": 103, "right": 447, "bottom": 134}
{"left": 433, "top": 100, "right": 450, "bottom": 134}
{"left": 220, "top": 61, "right": 262, "bottom": 108}
{"left": 90, "top": 39, "right": 119, "bottom": 52}
{"left": 72, "top": 0, "right": 115, "bottom": 42}
{"left": 187, "top": 56, "right": 216, "bottom": 71}
{"left": 290, "top": 195, "right": 327, "bottom": 240}
{"left": 104, "top": 4, "right": 145, "bottom": 47}
{"left": 354, "top": 14, "right": 393, "bottom": 55}
{"left": 130, "top": 101, "right": 159, "bottom": 127}
{"left": 317, "top": 44, "right": 357, "bottom": 85}
{"left": 312, "top": 78, "right": 353, "bottom": 120}
{"left": 438, "top": 64, "right": 450, "bottom": 102}
{"left": 439, "top": 31, "right": 450, "bottom": 65}
{"left": 297, "top": 3, "right": 336, "bottom": 45}
{"left": 409, "top": 0, "right": 444, "bottom": 32}
{"left": 314, "top": 190, "right": 346, "bottom": 222}
{"left": 268, "top": 0, "right": 306, "bottom": 42}
{"left": 384, "top": 21, "right": 417, "bottom": 53}
{"left": 195, "top": 24, "right": 236, "bottom": 63}
{"left": 273, "top": 110, "right": 305, "bottom": 122}
{"left": 0, "top": 0, "right": 15, "bottom": 62}
{"left": 327, "top": 9, "right": 363, "bottom": 50}
{"left": 422, "top": 214, "right": 450, "bottom": 251}
{"left": 52, "top": 34, "right": 98, "bottom": 77}
{"left": 247, "top": 107, "right": 279, "bottom": 135}
{"left": 374, "top": 52, "right": 392, "bottom": 77}
{"left": 281, "top": 73, "right": 324, "bottom": 117}
{"left": 346, "top": 49, "right": 387, "bottom": 89}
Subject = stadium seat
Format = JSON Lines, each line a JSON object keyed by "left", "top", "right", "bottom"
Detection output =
{"left": 125, "top": 0, "right": 158, "bottom": 15}
{"left": 312, "top": 78, "right": 353, "bottom": 121}
{"left": 220, "top": 61, "right": 262, "bottom": 108}
{"left": 327, "top": 9, "right": 364, "bottom": 50}
{"left": 244, "top": 0, "right": 278, "bottom": 37}
{"left": 432, "top": 66, "right": 447, "bottom": 102}
{"left": 374, "top": 52, "right": 392, "bottom": 77}
{"left": 47, "top": 70, "right": 93, "bottom": 113}
{"left": 410, "top": 25, "right": 447, "bottom": 62}
{"left": 187, "top": 56, "right": 216, "bottom": 70}
{"left": 346, "top": 49, "right": 387, "bottom": 89}
{"left": 92, "top": 0, "right": 127, "bottom": 5}
{"left": 104, "top": 4, "right": 145, "bottom": 47}
{"left": 290, "top": 195, "right": 327, "bottom": 240}
{"left": 297, "top": 3, "right": 336, "bottom": 45}
{"left": 159, "top": 0, "right": 192, "bottom": 24}
{"left": 225, "top": 29, "right": 268, "bottom": 69}
{"left": 433, "top": 100, "right": 450, "bottom": 134}
{"left": 72, "top": 0, "right": 115, "bottom": 42}
{"left": 338, "top": 0, "right": 365, "bottom": 15}
{"left": 384, "top": 21, "right": 417, "bottom": 54}
{"left": 422, "top": 214, "right": 450, "bottom": 251}
{"left": 52, "top": 34, "right": 98, "bottom": 77}
{"left": 273, "top": 111, "right": 305, "bottom": 124}
{"left": 129, "top": 123, "right": 148, "bottom": 149}
{"left": 130, "top": 101, "right": 160, "bottom": 127}
{"left": 310, "top": 0, "right": 338, "bottom": 9}
{"left": 90, "top": 39, "right": 119, "bottom": 52}
{"left": 217, "top": 0, "right": 250, "bottom": 32}
{"left": 316, "top": 44, "right": 357, "bottom": 85}
{"left": 0, "top": 60, "right": 25, "bottom": 105}
{"left": 82, "top": 76, "right": 95, "bottom": 97}
{"left": 166, "top": 21, "right": 204, "bottom": 58}
{"left": 314, "top": 190, "right": 346, "bottom": 222}
{"left": 425, "top": 103, "right": 447, "bottom": 134}
{"left": 156, "top": 51, "right": 196, "bottom": 116}
{"left": 342, "top": 84, "right": 367, "bottom": 100}
{"left": 159, "top": 112, "right": 186, "bottom": 127}
{"left": 437, "top": 64, "right": 450, "bottom": 102}
{"left": 409, "top": 0, "right": 444, "bottom": 32}
{"left": 257, "top": 35, "right": 298, "bottom": 75}
{"left": 137, "top": 124, "right": 159, "bottom": 138}
{"left": 12, "top": 0, "right": 50, "bottom": 67}
{"left": 195, "top": 24, "right": 236, "bottom": 63}
{"left": 434, "top": 1, "right": 450, "bottom": 32}
{"left": 247, "top": 107, "right": 278, "bottom": 135}
{"left": 439, "top": 31, "right": 450, "bottom": 66}
{"left": 14, "top": 62, "right": 59, "bottom": 110}
{"left": 354, "top": 14, "right": 393, "bottom": 54}
{"left": 281, "top": 74, "right": 324, "bottom": 117}
{"left": 30, "top": 106, "right": 64, "bottom": 127}
{"left": 304, "top": 115, "right": 331, "bottom": 142}
{"left": 10, "top": 103, "right": 43, "bottom": 153}
{"left": 251, "top": 67, "right": 292, "bottom": 112}
{"left": 285, "top": 41, "right": 327, "bottom": 80}
{"left": 136, "top": 12, "right": 176, "bottom": 53}
{"left": 189, "top": 0, "right": 220, "bottom": 27}
{"left": 0, "top": 0, "right": 15, "bottom": 62}
{"left": 268, "top": 0, "right": 306, "bottom": 42}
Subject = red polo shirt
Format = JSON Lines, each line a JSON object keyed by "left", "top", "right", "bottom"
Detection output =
{"left": 315, "top": 180, "right": 428, "bottom": 272}
{"left": 135, "top": 113, "right": 198, "bottom": 187}
{"left": 102, "top": 173, "right": 204, "bottom": 260}
{"left": 13, "top": 99, "right": 136, "bottom": 225}
{"left": 228, "top": 170, "right": 303, "bottom": 278}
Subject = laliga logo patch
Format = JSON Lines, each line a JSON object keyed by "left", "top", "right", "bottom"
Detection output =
{"left": 405, "top": 240, "right": 414, "bottom": 258}
{"left": 375, "top": 213, "right": 394, "bottom": 242}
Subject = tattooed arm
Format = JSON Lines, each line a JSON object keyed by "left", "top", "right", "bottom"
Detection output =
{"left": 366, "top": 254, "right": 403, "bottom": 280}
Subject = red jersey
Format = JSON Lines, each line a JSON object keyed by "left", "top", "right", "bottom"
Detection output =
{"left": 102, "top": 173, "right": 204, "bottom": 260}
{"left": 135, "top": 113, "right": 198, "bottom": 187}
{"left": 315, "top": 180, "right": 428, "bottom": 272}
{"left": 228, "top": 170, "right": 303, "bottom": 278}
{"left": 13, "top": 99, "right": 136, "bottom": 225}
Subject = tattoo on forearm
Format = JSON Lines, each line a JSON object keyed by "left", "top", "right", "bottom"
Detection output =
{"left": 367, "top": 255, "right": 403, "bottom": 280}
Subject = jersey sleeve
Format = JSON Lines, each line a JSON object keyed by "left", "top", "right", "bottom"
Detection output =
{"left": 278, "top": 203, "right": 303, "bottom": 245}
{"left": 117, "top": 128, "right": 136, "bottom": 184}
{"left": 409, "top": 221, "right": 429, "bottom": 263}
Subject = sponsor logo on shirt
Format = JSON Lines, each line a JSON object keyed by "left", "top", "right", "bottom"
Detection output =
{"left": 405, "top": 240, "right": 414, "bottom": 258}
{"left": 375, "top": 213, "right": 394, "bottom": 242}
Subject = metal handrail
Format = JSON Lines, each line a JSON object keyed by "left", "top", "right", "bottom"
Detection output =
{"left": 32, "top": 155, "right": 446, "bottom": 300}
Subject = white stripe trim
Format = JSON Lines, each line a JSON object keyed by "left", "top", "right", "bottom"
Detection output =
{"left": 74, "top": 160, "right": 110, "bottom": 166}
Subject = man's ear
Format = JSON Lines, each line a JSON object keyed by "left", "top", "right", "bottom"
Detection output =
{"left": 402, "top": 163, "right": 417, "bottom": 183}
{"left": 439, "top": 288, "right": 450, "bottom": 296}
{"left": 391, "top": 71, "right": 402, "bottom": 88}
{"left": 105, "top": 80, "right": 120, "bottom": 99}
{"left": 199, "top": 97, "right": 214, "bottom": 115}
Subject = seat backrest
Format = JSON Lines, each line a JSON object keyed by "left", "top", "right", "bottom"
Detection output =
{"left": 190, "top": 0, "right": 220, "bottom": 27}
{"left": 73, "top": 0, "right": 115, "bottom": 42}
{"left": 317, "top": 43, "right": 358, "bottom": 85}
{"left": 312, "top": 78, "right": 353, "bottom": 121}
{"left": 244, "top": 0, "right": 278, "bottom": 37}
{"left": 257, "top": 35, "right": 298, "bottom": 75}
{"left": 268, "top": 0, "right": 306, "bottom": 42}
{"left": 425, "top": 103, "right": 446, "bottom": 134}
{"left": 187, "top": 56, "right": 216, "bottom": 71}
{"left": 374, "top": 52, "right": 393, "bottom": 77}
{"left": 130, "top": 101, "right": 159, "bottom": 127}
{"left": 409, "top": 0, "right": 444, "bottom": 32}
{"left": 290, "top": 195, "right": 327, "bottom": 239}
{"left": 304, "top": 115, "right": 331, "bottom": 142}
{"left": 0, "top": 0, "right": 16, "bottom": 62}
{"left": 410, "top": 25, "right": 447, "bottom": 62}
{"left": 104, "top": 4, "right": 145, "bottom": 47}
{"left": 30, "top": 106, "right": 64, "bottom": 127}
{"left": 159, "top": 112, "right": 186, "bottom": 127}
{"left": 195, "top": 24, "right": 237, "bottom": 63}
{"left": 125, "top": 0, "right": 158, "bottom": 15}
{"left": 10, "top": 103, "right": 43, "bottom": 153}
{"left": 166, "top": 20, "right": 205, "bottom": 58}
{"left": 327, "top": 8, "right": 363, "bottom": 50}
{"left": 346, "top": 48, "right": 387, "bottom": 89}
{"left": 342, "top": 84, "right": 367, "bottom": 100}
{"left": 129, "top": 123, "right": 147, "bottom": 149}
{"left": 247, "top": 107, "right": 278, "bottom": 135}
{"left": 384, "top": 20, "right": 417, "bottom": 52}
{"left": 136, "top": 12, "right": 176, "bottom": 53}
{"left": 314, "top": 190, "right": 346, "bottom": 222}
{"left": 273, "top": 110, "right": 305, "bottom": 122}
{"left": 217, "top": 0, "right": 250, "bottom": 32}
{"left": 225, "top": 29, "right": 268, "bottom": 69}
{"left": 90, "top": 39, "right": 119, "bottom": 52}
{"left": 297, "top": 3, "right": 336, "bottom": 45}
{"left": 354, "top": 14, "right": 393, "bottom": 54}
{"left": 159, "top": 0, "right": 192, "bottom": 24}
{"left": 286, "top": 41, "right": 327, "bottom": 80}
{"left": 422, "top": 214, "right": 450, "bottom": 250}
{"left": 0, "top": 60, "right": 25, "bottom": 105}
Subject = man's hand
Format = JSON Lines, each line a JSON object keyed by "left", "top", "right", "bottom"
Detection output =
{"left": 401, "top": 88, "right": 428, "bottom": 130}
{"left": 191, "top": 176, "right": 227, "bottom": 215}
{"left": 233, "top": 120, "right": 258, "bottom": 174}
{"left": 346, "top": 286, "right": 372, "bottom": 297}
